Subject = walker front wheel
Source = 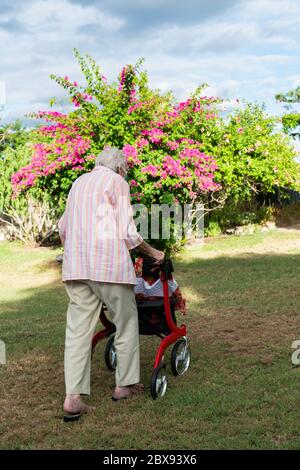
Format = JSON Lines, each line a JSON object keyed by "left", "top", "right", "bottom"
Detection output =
{"left": 151, "top": 364, "right": 168, "bottom": 399}
{"left": 104, "top": 334, "right": 117, "bottom": 371}
{"left": 171, "top": 338, "right": 191, "bottom": 376}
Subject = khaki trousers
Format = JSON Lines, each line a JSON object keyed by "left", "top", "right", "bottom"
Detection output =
{"left": 64, "top": 280, "right": 140, "bottom": 395}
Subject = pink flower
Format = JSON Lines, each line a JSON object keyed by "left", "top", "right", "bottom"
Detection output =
{"left": 128, "top": 101, "right": 143, "bottom": 115}
{"left": 122, "top": 144, "right": 141, "bottom": 167}
{"left": 142, "top": 128, "right": 164, "bottom": 144}
{"left": 11, "top": 121, "right": 92, "bottom": 193}
{"left": 72, "top": 97, "right": 81, "bottom": 107}
{"left": 137, "top": 138, "right": 148, "bottom": 148}
{"left": 141, "top": 164, "right": 160, "bottom": 177}
{"left": 174, "top": 99, "right": 192, "bottom": 112}
{"left": 162, "top": 155, "right": 183, "bottom": 177}
{"left": 166, "top": 141, "right": 179, "bottom": 151}
{"left": 82, "top": 93, "right": 93, "bottom": 101}
{"left": 118, "top": 66, "right": 128, "bottom": 92}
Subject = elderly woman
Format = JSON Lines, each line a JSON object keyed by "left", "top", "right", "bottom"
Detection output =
{"left": 59, "top": 146, "right": 164, "bottom": 421}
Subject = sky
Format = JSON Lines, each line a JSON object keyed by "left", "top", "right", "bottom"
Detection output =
{"left": 0, "top": 0, "right": 300, "bottom": 126}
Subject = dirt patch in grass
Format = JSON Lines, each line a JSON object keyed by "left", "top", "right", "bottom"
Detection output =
{"left": 189, "top": 309, "right": 298, "bottom": 361}
{"left": 0, "top": 350, "right": 64, "bottom": 448}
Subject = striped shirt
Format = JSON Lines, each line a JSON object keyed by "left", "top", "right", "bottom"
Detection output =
{"left": 58, "top": 166, "right": 143, "bottom": 284}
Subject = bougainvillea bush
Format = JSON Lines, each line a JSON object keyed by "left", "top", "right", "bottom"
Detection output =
{"left": 11, "top": 51, "right": 222, "bottom": 215}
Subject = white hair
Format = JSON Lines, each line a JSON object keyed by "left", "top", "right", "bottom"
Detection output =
{"left": 95, "top": 146, "right": 127, "bottom": 173}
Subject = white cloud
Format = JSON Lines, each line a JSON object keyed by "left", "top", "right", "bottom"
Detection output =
{"left": 16, "top": 0, "right": 125, "bottom": 33}
{"left": 0, "top": 0, "right": 299, "bottom": 122}
{"left": 241, "top": 0, "right": 300, "bottom": 18}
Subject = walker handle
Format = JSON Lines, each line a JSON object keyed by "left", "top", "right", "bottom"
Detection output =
{"left": 160, "top": 259, "right": 174, "bottom": 278}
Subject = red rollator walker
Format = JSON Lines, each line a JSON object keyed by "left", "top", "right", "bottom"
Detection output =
{"left": 91, "top": 259, "right": 191, "bottom": 399}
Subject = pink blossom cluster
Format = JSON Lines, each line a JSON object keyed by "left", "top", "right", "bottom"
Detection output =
{"left": 179, "top": 147, "right": 211, "bottom": 163}
{"left": 129, "top": 88, "right": 136, "bottom": 102}
{"left": 128, "top": 101, "right": 144, "bottom": 114}
{"left": 198, "top": 176, "right": 221, "bottom": 191}
{"left": 141, "top": 164, "right": 160, "bottom": 177}
{"left": 122, "top": 144, "right": 142, "bottom": 168}
{"left": 72, "top": 93, "right": 93, "bottom": 107}
{"left": 173, "top": 97, "right": 217, "bottom": 116}
{"left": 166, "top": 110, "right": 180, "bottom": 118}
{"left": 136, "top": 138, "right": 149, "bottom": 148}
{"left": 205, "top": 113, "right": 217, "bottom": 120}
{"left": 174, "top": 99, "right": 192, "bottom": 112}
{"left": 154, "top": 115, "right": 179, "bottom": 128}
{"left": 162, "top": 156, "right": 184, "bottom": 177}
{"left": 166, "top": 141, "right": 179, "bottom": 151}
{"left": 141, "top": 128, "right": 164, "bottom": 144}
{"left": 12, "top": 123, "right": 92, "bottom": 195}
{"left": 117, "top": 66, "right": 136, "bottom": 102}
{"left": 36, "top": 110, "right": 68, "bottom": 121}
{"left": 118, "top": 66, "right": 127, "bottom": 92}
{"left": 63, "top": 77, "right": 81, "bottom": 89}
{"left": 38, "top": 123, "right": 75, "bottom": 138}
{"left": 130, "top": 192, "right": 143, "bottom": 202}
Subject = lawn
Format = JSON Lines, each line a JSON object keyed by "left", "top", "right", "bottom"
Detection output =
{"left": 0, "top": 230, "right": 300, "bottom": 450}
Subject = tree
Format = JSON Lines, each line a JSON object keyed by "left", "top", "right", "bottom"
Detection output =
{"left": 276, "top": 87, "right": 300, "bottom": 139}
{"left": 0, "top": 120, "right": 29, "bottom": 153}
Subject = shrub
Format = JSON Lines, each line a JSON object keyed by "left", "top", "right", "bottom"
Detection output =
{"left": 0, "top": 142, "right": 58, "bottom": 246}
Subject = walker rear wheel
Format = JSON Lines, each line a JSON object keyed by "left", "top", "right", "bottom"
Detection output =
{"left": 104, "top": 334, "right": 117, "bottom": 371}
{"left": 171, "top": 338, "right": 191, "bottom": 376}
{"left": 151, "top": 363, "right": 168, "bottom": 399}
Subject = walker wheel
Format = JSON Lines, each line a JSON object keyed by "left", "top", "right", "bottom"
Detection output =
{"left": 104, "top": 334, "right": 117, "bottom": 371}
{"left": 171, "top": 338, "right": 191, "bottom": 376}
{"left": 151, "top": 363, "right": 168, "bottom": 399}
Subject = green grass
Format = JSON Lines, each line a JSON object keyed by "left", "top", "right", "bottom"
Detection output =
{"left": 0, "top": 230, "right": 300, "bottom": 449}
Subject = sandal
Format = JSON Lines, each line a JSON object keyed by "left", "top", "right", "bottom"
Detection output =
{"left": 63, "top": 411, "right": 83, "bottom": 422}
{"left": 63, "top": 403, "right": 94, "bottom": 422}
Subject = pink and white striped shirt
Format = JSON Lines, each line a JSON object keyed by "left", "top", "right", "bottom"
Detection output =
{"left": 58, "top": 166, "right": 143, "bottom": 285}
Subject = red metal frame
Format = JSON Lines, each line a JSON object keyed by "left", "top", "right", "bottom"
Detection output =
{"left": 153, "top": 270, "right": 186, "bottom": 369}
{"left": 91, "top": 262, "right": 187, "bottom": 370}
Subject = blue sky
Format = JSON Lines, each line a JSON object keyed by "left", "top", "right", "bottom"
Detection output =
{"left": 0, "top": 0, "right": 300, "bottom": 127}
